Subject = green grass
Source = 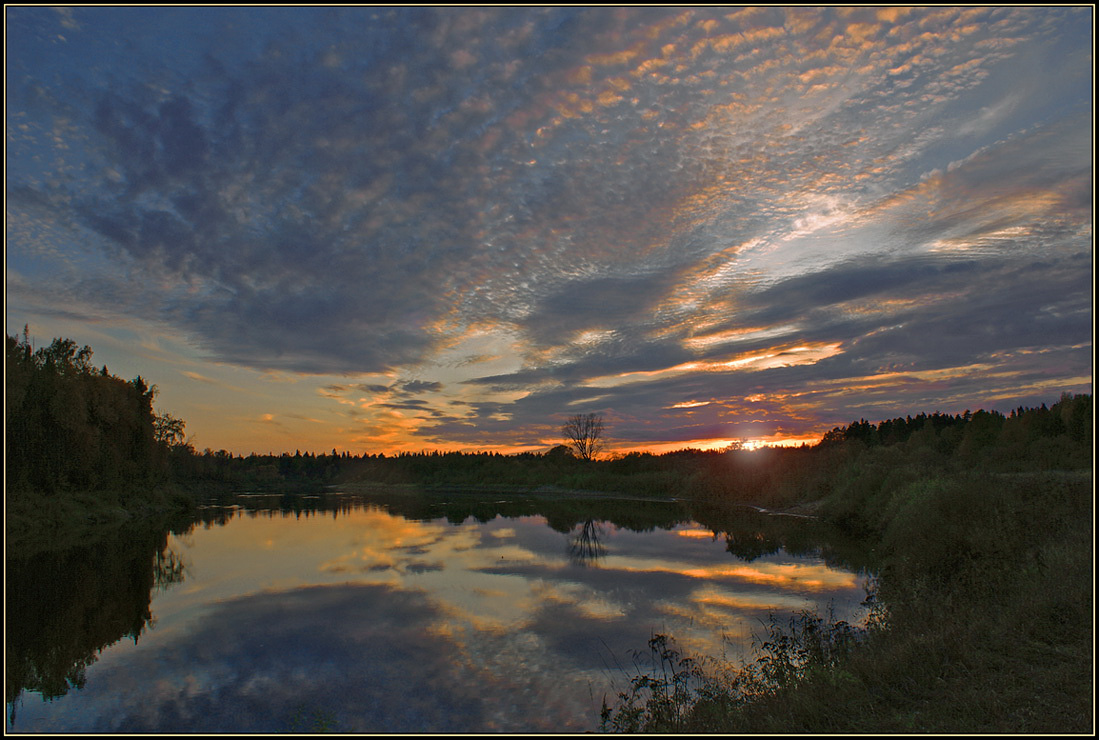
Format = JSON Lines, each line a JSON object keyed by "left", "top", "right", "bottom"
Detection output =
{"left": 6, "top": 484, "right": 197, "bottom": 558}
{"left": 599, "top": 469, "right": 1093, "bottom": 733}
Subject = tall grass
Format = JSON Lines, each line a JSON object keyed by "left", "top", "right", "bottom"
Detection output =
{"left": 600, "top": 606, "right": 873, "bottom": 733}
{"left": 599, "top": 469, "right": 1093, "bottom": 733}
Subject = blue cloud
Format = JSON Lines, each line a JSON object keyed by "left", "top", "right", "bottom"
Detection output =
{"left": 6, "top": 6, "right": 1092, "bottom": 448}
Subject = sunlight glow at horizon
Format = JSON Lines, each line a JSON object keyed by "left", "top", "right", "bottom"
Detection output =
{"left": 6, "top": 6, "right": 1092, "bottom": 456}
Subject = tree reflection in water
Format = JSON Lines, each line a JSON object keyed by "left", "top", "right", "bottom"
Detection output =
{"left": 6, "top": 520, "right": 188, "bottom": 728}
{"left": 567, "top": 518, "right": 607, "bottom": 567}
{"left": 6, "top": 491, "right": 875, "bottom": 732}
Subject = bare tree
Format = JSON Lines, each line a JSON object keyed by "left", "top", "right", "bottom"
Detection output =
{"left": 562, "top": 412, "right": 605, "bottom": 461}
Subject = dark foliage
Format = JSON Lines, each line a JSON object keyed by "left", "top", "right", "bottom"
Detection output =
{"left": 6, "top": 331, "right": 179, "bottom": 498}
{"left": 159, "top": 390, "right": 1091, "bottom": 518}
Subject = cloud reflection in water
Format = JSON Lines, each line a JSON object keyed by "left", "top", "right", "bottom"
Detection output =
{"left": 12, "top": 503, "right": 869, "bottom": 732}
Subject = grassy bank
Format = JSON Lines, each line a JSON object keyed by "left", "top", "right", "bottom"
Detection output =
{"left": 5, "top": 485, "right": 197, "bottom": 559}
{"left": 600, "top": 469, "right": 1093, "bottom": 733}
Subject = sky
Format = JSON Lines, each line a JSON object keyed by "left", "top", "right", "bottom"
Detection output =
{"left": 5, "top": 6, "right": 1093, "bottom": 456}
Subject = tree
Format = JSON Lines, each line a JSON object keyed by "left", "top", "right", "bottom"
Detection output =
{"left": 545, "top": 444, "right": 575, "bottom": 461}
{"left": 562, "top": 412, "right": 605, "bottom": 461}
{"left": 153, "top": 412, "right": 187, "bottom": 448}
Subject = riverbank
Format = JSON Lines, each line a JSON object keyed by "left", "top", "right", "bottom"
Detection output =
{"left": 600, "top": 468, "right": 1094, "bottom": 733}
{"left": 5, "top": 485, "right": 197, "bottom": 559}
{"left": 6, "top": 464, "right": 1089, "bottom": 732}
{"left": 334, "top": 479, "right": 682, "bottom": 503}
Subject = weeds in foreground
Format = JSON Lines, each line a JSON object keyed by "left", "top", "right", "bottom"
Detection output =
{"left": 600, "top": 606, "right": 866, "bottom": 733}
{"left": 599, "top": 633, "right": 708, "bottom": 733}
{"left": 748, "top": 607, "right": 863, "bottom": 689}
{"left": 601, "top": 470, "right": 1092, "bottom": 734}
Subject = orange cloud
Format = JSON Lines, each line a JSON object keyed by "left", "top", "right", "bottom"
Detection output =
{"left": 615, "top": 559, "right": 859, "bottom": 593}
{"left": 586, "top": 342, "right": 843, "bottom": 389}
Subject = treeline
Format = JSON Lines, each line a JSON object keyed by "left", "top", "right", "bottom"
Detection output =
{"left": 594, "top": 401, "right": 1093, "bottom": 734}
{"left": 168, "top": 445, "right": 621, "bottom": 492}
{"left": 8, "top": 331, "right": 1091, "bottom": 520}
{"left": 817, "top": 398, "right": 1092, "bottom": 467}
{"left": 600, "top": 441, "right": 1093, "bottom": 732}
{"left": 166, "top": 394, "right": 1092, "bottom": 512}
{"left": 6, "top": 331, "right": 184, "bottom": 497}
{"left": 805, "top": 393, "right": 1092, "bottom": 536}
{"left": 171, "top": 445, "right": 699, "bottom": 498}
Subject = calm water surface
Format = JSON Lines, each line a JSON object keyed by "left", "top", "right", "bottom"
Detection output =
{"left": 7, "top": 491, "right": 872, "bottom": 733}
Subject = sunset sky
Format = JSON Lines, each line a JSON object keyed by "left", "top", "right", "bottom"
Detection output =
{"left": 6, "top": 6, "right": 1093, "bottom": 456}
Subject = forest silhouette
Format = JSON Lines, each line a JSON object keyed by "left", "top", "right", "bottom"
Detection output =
{"left": 6, "top": 331, "right": 1092, "bottom": 545}
{"left": 6, "top": 333, "right": 1093, "bottom": 732}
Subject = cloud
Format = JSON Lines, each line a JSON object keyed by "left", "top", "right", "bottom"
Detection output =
{"left": 77, "top": 585, "right": 507, "bottom": 732}
{"left": 6, "top": 6, "right": 1091, "bottom": 450}
{"left": 180, "top": 370, "right": 221, "bottom": 385}
{"left": 400, "top": 380, "right": 444, "bottom": 394}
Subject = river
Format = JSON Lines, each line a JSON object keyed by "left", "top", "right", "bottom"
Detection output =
{"left": 6, "top": 489, "right": 873, "bottom": 733}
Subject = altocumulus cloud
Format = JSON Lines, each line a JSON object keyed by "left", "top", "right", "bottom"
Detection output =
{"left": 6, "top": 6, "right": 1092, "bottom": 449}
